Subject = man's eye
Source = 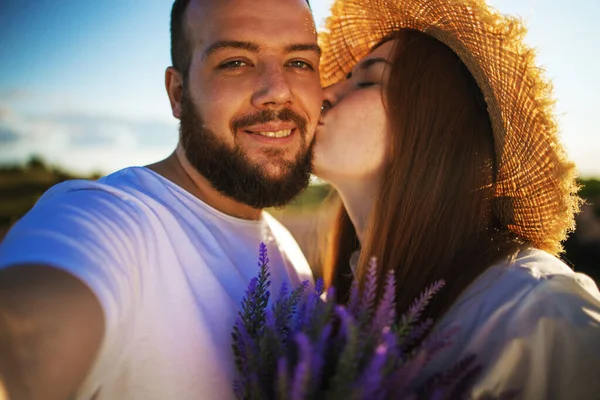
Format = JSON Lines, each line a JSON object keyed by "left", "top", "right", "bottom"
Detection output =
{"left": 218, "top": 60, "right": 248, "bottom": 70}
{"left": 288, "top": 60, "right": 314, "bottom": 70}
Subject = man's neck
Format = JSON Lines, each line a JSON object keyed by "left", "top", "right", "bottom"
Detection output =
{"left": 146, "top": 146, "right": 263, "bottom": 221}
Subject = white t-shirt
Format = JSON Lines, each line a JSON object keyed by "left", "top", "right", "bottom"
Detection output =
{"left": 0, "top": 167, "right": 313, "bottom": 400}
{"left": 423, "top": 248, "right": 600, "bottom": 399}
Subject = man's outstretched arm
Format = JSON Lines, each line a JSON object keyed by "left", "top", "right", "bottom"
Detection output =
{"left": 0, "top": 265, "right": 104, "bottom": 400}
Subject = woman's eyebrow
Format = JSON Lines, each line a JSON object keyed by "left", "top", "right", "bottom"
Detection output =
{"left": 347, "top": 57, "right": 391, "bottom": 79}
{"left": 359, "top": 57, "right": 391, "bottom": 70}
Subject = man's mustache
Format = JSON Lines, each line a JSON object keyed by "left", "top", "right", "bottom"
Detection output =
{"left": 231, "top": 109, "right": 308, "bottom": 137}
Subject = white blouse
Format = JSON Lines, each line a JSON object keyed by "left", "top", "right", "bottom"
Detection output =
{"left": 423, "top": 248, "right": 600, "bottom": 399}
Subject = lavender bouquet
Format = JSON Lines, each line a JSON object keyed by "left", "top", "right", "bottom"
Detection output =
{"left": 231, "top": 243, "right": 481, "bottom": 400}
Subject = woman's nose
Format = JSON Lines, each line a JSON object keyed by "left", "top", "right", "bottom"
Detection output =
{"left": 321, "top": 100, "right": 333, "bottom": 115}
{"left": 322, "top": 80, "right": 347, "bottom": 111}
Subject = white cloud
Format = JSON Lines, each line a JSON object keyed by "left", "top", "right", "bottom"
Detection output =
{"left": 312, "top": 0, "right": 335, "bottom": 29}
{"left": 0, "top": 104, "right": 178, "bottom": 175}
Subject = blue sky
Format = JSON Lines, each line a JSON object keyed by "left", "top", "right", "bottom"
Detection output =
{"left": 1, "top": 0, "right": 599, "bottom": 177}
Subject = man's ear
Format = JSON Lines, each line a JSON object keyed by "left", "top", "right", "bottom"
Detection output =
{"left": 166, "top": 67, "right": 184, "bottom": 119}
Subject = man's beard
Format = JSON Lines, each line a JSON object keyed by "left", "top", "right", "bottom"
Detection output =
{"left": 179, "top": 90, "right": 313, "bottom": 209}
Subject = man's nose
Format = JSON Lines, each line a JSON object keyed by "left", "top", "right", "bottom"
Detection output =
{"left": 251, "top": 63, "right": 293, "bottom": 109}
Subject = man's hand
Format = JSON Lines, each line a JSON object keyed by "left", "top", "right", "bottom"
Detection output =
{"left": 0, "top": 265, "right": 105, "bottom": 400}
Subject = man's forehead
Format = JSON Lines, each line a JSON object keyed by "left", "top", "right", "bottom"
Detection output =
{"left": 186, "top": 0, "right": 316, "bottom": 46}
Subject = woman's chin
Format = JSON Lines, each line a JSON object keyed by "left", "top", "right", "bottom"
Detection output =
{"left": 311, "top": 153, "right": 328, "bottom": 178}
{"left": 311, "top": 149, "right": 346, "bottom": 184}
{"left": 311, "top": 166, "right": 326, "bottom": 180}
{"left": 311, "top": 166, "right": 338, "bottom": 187}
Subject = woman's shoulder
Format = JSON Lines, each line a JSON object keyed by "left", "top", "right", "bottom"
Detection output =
{"left": 434, "top": 247, "right": 600, "bottom": 349}
{"left": 490, "top": 249, "right": 600, "bottom": 342}
{"left": 451, "top": 248, "right": 599, "bottom": 319}
{"left": 492, "top": 248, "right": 599, "bottom": 317}
{"left": 505, "top": 247, "right": 593, "bottom": 285}
{"left": 431, "top": 248, "right": 600, "bottom": 398}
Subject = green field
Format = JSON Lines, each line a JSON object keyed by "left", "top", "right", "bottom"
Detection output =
{"left": 1, "top": 157, "right": 599, "bottom": 282}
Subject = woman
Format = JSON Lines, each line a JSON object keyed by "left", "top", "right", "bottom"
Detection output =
{"left": 313, "top": 0, "right": 600, "bottom": 398}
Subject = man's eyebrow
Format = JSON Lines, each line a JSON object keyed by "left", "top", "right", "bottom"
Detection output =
{"left": 347, "top": 57, "right": 391, "bottom": 79}
{"left": 202, "top": 41, "right": 260, "bottom": 60}
{"left": 285, "top": 43, "right": 322, "bottom": 57}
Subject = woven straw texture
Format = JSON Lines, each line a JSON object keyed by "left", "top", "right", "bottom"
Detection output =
{"left": 319, "top": 0, "right": 580, "bottom": 255}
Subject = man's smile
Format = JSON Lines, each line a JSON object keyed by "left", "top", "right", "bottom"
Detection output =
{"left": 241, "top": 122, "right": 297, "bottom": 141}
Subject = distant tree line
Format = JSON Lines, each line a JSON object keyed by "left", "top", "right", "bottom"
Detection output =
{"left": 0, "top": 156, "right": 598, "bottom": 282}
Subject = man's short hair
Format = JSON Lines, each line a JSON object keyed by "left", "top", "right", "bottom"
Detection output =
{"left": 170, "top": 0, "right": 312, "bottom": 80}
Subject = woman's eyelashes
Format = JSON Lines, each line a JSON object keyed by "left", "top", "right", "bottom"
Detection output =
{"left": 357, "top": 81, "right": 377, "bottom": 88}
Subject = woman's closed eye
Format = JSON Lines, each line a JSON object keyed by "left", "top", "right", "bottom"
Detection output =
{"left": 357, "top": 82, "right": 377, "bottom": 88}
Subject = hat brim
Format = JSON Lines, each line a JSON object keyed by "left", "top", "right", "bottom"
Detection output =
{"left": 318, "top": 0, "right": 581, "bottom": 254}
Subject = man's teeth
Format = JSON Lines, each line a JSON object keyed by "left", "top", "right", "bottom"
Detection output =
{"left": 254, "top": 129, "right": 292, "bottom": 138}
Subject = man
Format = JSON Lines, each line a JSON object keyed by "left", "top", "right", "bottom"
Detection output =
{"left": 0, "top": 0, "right": 322, "bottom": 398}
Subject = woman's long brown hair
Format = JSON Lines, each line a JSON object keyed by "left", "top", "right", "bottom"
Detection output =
{"left": 322, "top": 29, "right": 525, "bottom": 324}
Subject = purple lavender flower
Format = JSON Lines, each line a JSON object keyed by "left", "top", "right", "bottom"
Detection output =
{"left": 397, "top": 280, "right": 445, "bottom": 342}
{"left": 295, "top": 280, "right": 321, "bottom": 332}
{"left": 259, "top": 242, "right": 270, "bottom": 268}
{"left": 272, "top": 280, "right": 309, "bottom": 344}
{"left": 231, "top": 244, "right": 480, "bottom": 400}
{"left": 310, "top": 322, "right": 332, "bottom": 390}
{"left": 290, "top": 333, "right": 313, "bottom": 400}
{"left": 394, "top": 347, "right": 430, "bottom": 391}
{"left": 403, "top": 280, "right": 445, "bottom": 327}
{"left": 370, "top": 269, "right": 396, "bottom": 339}
{"left": 399, "top": 318, "right": 433, "bottom": 352}
{"left": 357, "top": 342, "right": 390, "bottom": 399}
{"left": 421, "top": 325, "right": 461, "bottom": 362}
{"left": 347, "top": 276, "right": 360, "bottom": 316}
{"left": 356, "top": 257, "right": 379, "bottom": 323}
{"left": 329, "top": 306, "right": 360, "bottom": 395}
{"left": 232, "top": 243, "right": 273, "bottom": 399}
{"left": 276, "top": 357, "right": 290, "bottom": 399}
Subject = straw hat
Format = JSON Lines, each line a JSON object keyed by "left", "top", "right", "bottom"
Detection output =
{"left": 318, "top": 0, "right": 581, "bottom": 255}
